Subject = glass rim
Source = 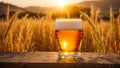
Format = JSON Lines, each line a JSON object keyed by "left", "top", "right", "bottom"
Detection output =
{"left": 56, "top": 19, "right": 82, "bottom": 22}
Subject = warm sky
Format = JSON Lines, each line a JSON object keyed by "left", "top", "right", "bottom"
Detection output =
{"left": 0, "top": 0, "right": 86, "bottom": 7}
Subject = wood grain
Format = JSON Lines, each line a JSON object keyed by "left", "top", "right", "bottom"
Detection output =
{"left": 0, "top": 52, "right": 120, "bottom": 68}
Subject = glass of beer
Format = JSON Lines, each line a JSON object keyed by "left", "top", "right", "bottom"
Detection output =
{"left": 55, "top": 19, "right": 83, "bottom": 58}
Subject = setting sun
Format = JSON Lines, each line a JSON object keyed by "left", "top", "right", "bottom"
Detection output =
{"left": 58, "top": 0, "right": 67, "bottom": 7}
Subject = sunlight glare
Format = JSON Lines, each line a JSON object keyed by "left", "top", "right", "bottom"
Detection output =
{"left": 58, "top": 0, "right": 67, "bottom": 7}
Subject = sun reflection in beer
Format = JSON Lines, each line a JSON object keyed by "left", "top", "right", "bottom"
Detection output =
{"left": 63, "top": 41, "right": 67, "bottom": 49}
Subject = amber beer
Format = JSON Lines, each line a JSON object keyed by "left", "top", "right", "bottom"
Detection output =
{"left": 55, "top": 19, "right": 83, "bottom": 58}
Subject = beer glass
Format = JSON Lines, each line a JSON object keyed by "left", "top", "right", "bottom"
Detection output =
{"left": 55, "top": 19, "right": 83, "bottom": 58}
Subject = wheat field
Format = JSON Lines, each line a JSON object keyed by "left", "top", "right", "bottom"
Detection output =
{"left": 0, "top": 8, "right": 120, "bottom": 53}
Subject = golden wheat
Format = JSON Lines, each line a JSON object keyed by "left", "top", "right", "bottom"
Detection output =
{"left": 0, "top": 8, "right": 120, "bottom": 53}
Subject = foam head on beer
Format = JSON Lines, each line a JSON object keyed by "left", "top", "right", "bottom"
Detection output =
{"left": 56, "top": 19, "right": 83, "bottom": 30}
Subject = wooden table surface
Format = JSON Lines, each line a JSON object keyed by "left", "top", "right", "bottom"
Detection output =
{"left": 0, "top": 52, "right": 120, "bottom": 68}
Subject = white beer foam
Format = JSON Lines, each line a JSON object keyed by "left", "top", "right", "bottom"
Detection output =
{"left": 56, "top": 19, "right": 83, "bottom": 30}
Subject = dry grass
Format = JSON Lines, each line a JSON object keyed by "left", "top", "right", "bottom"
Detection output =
{"left": 0, "top": 8, "right": 120, "bottom": 53}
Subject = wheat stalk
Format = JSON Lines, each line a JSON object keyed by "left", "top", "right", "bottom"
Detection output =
{"left": 6, "top": 5, "right": 10, "bottom": 21}
{"left": 2, "top": 12, "right": 19, "bottom": 52}
{"left": 90, "top": 5, "right": 95, "bottom": 21}
{"left": 95, "top": 8, "right": 100, "bottom": 22}
{"left": 110, "top": 7, "right": 114, "bottom": 23}
{"left": 79, "top": 11, "right": 102, "bottom": 55}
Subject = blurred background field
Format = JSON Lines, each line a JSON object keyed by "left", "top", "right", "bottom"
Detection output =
{"left": 0, "top": 0, "right": 120, "bottom": 53}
